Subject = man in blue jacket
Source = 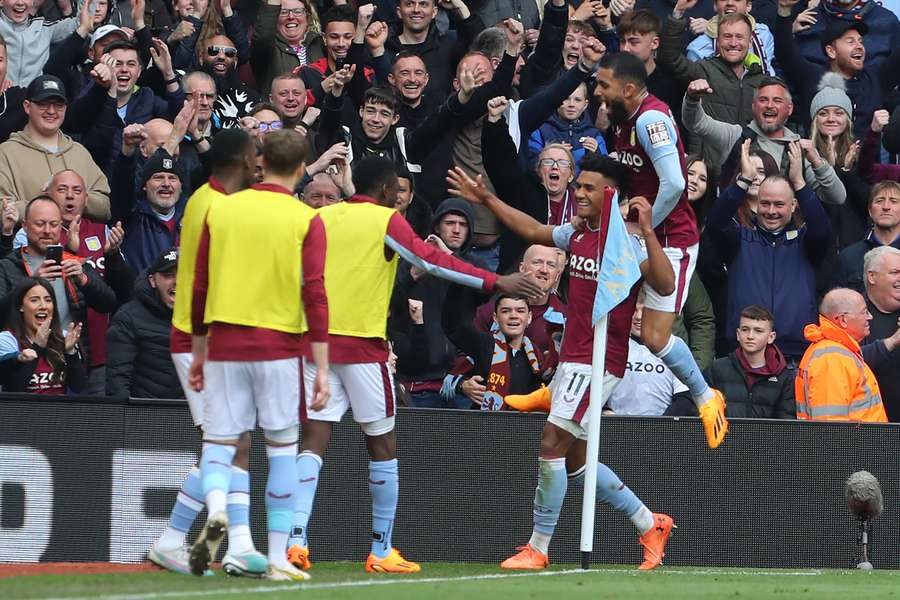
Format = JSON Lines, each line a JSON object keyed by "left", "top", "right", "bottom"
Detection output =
{"left": 707, "top": 139, "right": 831, "bottom": 363}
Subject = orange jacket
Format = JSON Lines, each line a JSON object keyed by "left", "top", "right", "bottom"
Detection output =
{"left": 795, "top": 316, "right": 887, "bottom": 423}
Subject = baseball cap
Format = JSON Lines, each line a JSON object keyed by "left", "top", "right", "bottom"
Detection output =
{"left": 822, "top": 19, "right": 868, "bottom": 48}
{"left": 149, "top": 249, "right": 178, "bottom": 274}
{"left": 26, "top": 75, "right": 67, "bottom": 104}
{"left": 142, "top": 155, "right": 183, "bottom": 186}
{"left": 90, "top": 24, "right": 128, "bottom": 47}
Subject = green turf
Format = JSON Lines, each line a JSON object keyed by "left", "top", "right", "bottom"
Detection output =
{"left": 3, "top": 562, "right": 900, "bottom": 600}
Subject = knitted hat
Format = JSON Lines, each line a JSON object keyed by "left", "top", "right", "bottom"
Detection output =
{"left": 809, "top": 72, "right": 853, "bottom": 120}
{"left": 142, "top": 155, "right": 183, "bottom": 186}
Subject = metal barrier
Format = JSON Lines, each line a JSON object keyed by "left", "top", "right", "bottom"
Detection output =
{"left": 0, "top": 394, "right": 895, "bottom": 568}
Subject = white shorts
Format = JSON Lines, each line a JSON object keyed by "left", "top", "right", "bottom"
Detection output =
{"left": 547, "top": 361, "right": 621, "bottom": 439}
{"left": 202, "top": 358, "right": 301, "bottom": 438}
{"left": 642, "top": 243, "right": 698, "bottom": 314}
{"left": 302, "top": 361, "right": 395, "bottom": 424}
{"left": 172, "top": 352, "right": 205, "bottom": 427}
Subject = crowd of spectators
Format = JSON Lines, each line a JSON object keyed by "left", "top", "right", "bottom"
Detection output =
{"left": 0, "top": 0, "right": 898, "bottom": 423}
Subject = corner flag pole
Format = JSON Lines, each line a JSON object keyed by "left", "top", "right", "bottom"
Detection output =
{"left": 580, "top": 315, "right": 608, "bottom": 570}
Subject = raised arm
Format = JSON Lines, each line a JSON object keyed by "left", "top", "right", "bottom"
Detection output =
{"left": 446, "top": 167, "right": 556, "bottom": 247}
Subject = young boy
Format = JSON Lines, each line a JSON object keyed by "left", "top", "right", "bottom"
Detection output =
{"left": 702, "top": 305, "right": 794, "bottom": 418}
{"left": 528, "top": 82, "right": 607, "bottom": 171}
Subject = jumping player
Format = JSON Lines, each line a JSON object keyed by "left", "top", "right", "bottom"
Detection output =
{"left": 188, "top": 128, "right": 330, "bottom": 582}
{"left": 594, "top": 51, "right": 728, "bottom": 448}
{"left": 446, "top": 150, "right": 676, "bottom": 571}
{"left": 287, "top": 155, "right": 544, "bottom": 574}
{"left": 149, "top": 129, "right": 266, "bottom": 578}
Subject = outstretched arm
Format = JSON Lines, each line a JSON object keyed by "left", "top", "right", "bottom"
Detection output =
{"left": 446, "top": 167, "right": 556, "bottom": 247}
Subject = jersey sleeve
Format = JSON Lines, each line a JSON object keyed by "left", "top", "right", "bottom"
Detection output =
{"left": 635, "top": 109, "right": 680, "bottom": 161}
{"left": 551, "top": 223, "right": 576, "bottom": 251}
{"left": 630, "top": 233, "right": 648, "bottom": 263}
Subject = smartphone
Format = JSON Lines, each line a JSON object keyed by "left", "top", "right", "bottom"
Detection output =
{"left": 45, "top": 244, "right": 63, "bottom": 264}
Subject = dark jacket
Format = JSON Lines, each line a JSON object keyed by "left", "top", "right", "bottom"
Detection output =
{"left": 707, "top": 183, "right": 832, "bottom": 358}
{"left": 704, "top": 348, "right": 795, "bottom": 419}
{"left": 833, "top": 230, "right": 900, "bottom": 294}
{"left": 106, "top": 273, "right": 183, "bottom": 399}
{"left": 171, "top": 13, "right": 251, "bottom": 72}
{"left": 384, "top": 16, "right": 485, "bottom": 102}
{"left": 81, "top": 84, "right": 185, "bottom": 177}
{"left": 390, "top": 198, "right": 479, "bottom": 383}
{"left": 527, "top": 111, "right": 607, "bottom": 170}
{"left": 658, "top": 15, "right": 765, "bottom": 152}
{"left": 773, "top": 15, "right": 900, "bottom": 139}
{"left": 0, "top": 248, "right": 118, "bottom": 367}
{"left": 111, "top": 153, "right": 188, "bottom": 274}
{"left": 250, "top": 2, "right": 325, "bottom": 96}
{"left": 635, "top": 0, "right": 715, "bottom": 44}
{"left": 0, "top": 339, "right": 87, "bottom": 394}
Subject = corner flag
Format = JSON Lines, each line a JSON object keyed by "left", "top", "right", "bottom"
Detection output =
{"left": 592, "top": 187, "right": 642, "bottom": 324}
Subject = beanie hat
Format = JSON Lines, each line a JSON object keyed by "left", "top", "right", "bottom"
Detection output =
{"left": 809, "top": 72, "right": 853, "bottom": 120}
{"left": 142, "top": 155, "right": 183, "bottom": 187}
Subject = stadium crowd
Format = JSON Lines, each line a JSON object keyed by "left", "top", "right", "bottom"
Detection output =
{"left": 0, "top": 0, "right": 898, "bottom": 424}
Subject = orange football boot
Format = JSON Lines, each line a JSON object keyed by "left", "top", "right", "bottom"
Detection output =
{"left": 500, "top": 544, "right": 550, "bottom": 570}
{"left": 698, "top": 389, "right": 729, "bottom": 448}
{"left": 638, "top": 513, "right": 675, "bottom": 570}
{"left": 365, "top": 548, "right": 421, "bottom": 573}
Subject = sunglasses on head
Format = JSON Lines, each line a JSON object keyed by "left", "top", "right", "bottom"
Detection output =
{"left": 207, "top": 45, "right": 238, "bottom": 58}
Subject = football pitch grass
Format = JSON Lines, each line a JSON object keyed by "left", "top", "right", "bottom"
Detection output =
{"left": 3, "top": 562, "right": 900, "bottom": 600}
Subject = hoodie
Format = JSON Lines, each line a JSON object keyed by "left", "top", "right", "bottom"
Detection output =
{"left": 0, "top": 130, "right": 111, "bottom": 222}
{"left": 390, "top": 197, "right": 480, "bottom": 385}
{"left": 106, "top": 272, "right": 183, "bottom": 399}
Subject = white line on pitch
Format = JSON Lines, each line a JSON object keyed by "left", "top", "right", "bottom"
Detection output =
{"left": 37, "top": 567, "right": 828, "bottom": 600}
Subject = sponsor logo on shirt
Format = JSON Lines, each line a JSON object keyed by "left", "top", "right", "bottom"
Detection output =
{"left": 646, "top": 120, "right": 671, "bottom": 148}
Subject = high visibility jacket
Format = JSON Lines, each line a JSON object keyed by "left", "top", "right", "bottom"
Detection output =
{"left": 795, "top": 317, "right": 887, "bottom": 422}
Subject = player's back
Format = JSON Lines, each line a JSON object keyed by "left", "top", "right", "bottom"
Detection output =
{"left": 203, "top": 184, "right": 317, "bottom": 334}
{"left": 172, "top": 181, "right": 226, "bottom": 335}
{"left": 317, "top": 198, "right": 398, "bottom": 340}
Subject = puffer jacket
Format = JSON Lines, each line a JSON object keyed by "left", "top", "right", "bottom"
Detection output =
{"left": 704, "top": 347, "right": 795, "bottom": 419}
{"left": 527, "top": 111, "right": 607, "bottom": 171}
{"left": 658, "top": 15, "right": 765, "bottom": 153}
{"left": 250, "top": 3, "right": 325, "bottom": 96}
{"left": 106, "top": 273, "right": 183, "bottom": 399}
{"left": 796, "top": 316, "right": 888, "bottom": 422}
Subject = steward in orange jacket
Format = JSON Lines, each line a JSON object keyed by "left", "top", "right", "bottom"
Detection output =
{"left": 796, "top": 315, "right": 888, "bottom": 423}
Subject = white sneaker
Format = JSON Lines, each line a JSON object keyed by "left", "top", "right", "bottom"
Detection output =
{"left": 223, "top": 549, "right": 268, "bottom": 578}
{"left": 267, "top": 562, "right": 311, "bottom": 581}
{"left": 149, "top": 544, "right": 213, "bottom": 576}
{"left": 188, "top": 511, "right": 228, "bottom": 576}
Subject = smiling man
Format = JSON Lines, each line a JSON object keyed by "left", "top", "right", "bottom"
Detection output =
{"left": 835, "top": 182, "right": 900, "bottom": 293}
{"left": 707, "top": 142, "right": 832, "bottom": 363}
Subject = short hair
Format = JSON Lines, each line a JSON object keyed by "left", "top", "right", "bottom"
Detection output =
{"left": 393, "top": 50, "right": 426, "bottom": 66}
{"left": 494, "top": 294, "right": 530, "bottom": 312}
{"left": 863, "top": 245, "right": 900, "bottom": 276}
{"left": 396, "top": 164, "right": 414, "bottom": 186}
{"left": 538, "top": 143, "right": 576, "bottom": 172}
{"left": 363, "top": 86, "right": 400, "bottom": 114}
{"left": 321, "top": 4, "right": 356, "bottom": 31}
{"left": 718, "top": 12, "right": 753, "bottom": 34}
{"left": 209, "top": 128, "right": 253, "bottom": 172}
{"left": 869, "top": 180, "right": 900, "bottom": 206}
{"left": 249, "top": 102, "right": 280, "bottom": 117}
{"left": 25, "top": 195, "right": 61, "bottom": 220}
{"left": 567, "top": 20, "right": 595, "bottom": 38}
{"left": 754, "top": 77, "right": 792, "bottom": 103}
{"left": 598, "top": 51, "right": 647, "bottom": 90}
{"left": 579, "top": 152, "right": 631, "bottom": 197}
{"left": 819, "top": 287, "right": 862, "bottom": 318}
{"left": 271, "top": 72, "right": 305, "bottom": 88}
{"left": 739, "top": 305, "right": 775, "bottom": 327}
{"left": 469, "top": 27, "right": 506, "bottom": 60}
{"left": 261, "top": 129, "right": 308, "bottom": 176}
{"left": 758, "top": 173, "right": 793, "bottom": 195}
{"left": 617, "top": 9, "right": 662, "bottom": 36}
{"left": 182, "top": 70, "right": 215, "bottom": 93}
{"left": 352, "top": 155, "right": 398, "bottom": 197}
{"left": 104, "top": 39, "right": 140, "bottom": 56}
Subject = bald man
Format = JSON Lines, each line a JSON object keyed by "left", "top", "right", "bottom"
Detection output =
{"left": 795, "top": 288, "right": 888, "bottom": 422}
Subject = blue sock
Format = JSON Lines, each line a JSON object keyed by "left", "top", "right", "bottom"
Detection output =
{"left": 532, "top": 457, "right": 567, "bottom": 537}
{"left": 369, "top": 459, "right": 399, "bottom": 559}
{"left": 170, "top": 466, "right": 204, "bottom": 533}
{"left": 655, "top": 335, "right": 711, "bottom": 403}
{"left": 569, "top": 463, "right": 653, "bottom": 534}
{"left": 290, "top": 451, "right": 323, "bottom": 548}
{"left": 266, "top": 444, "right": 298, "bottom": 566}
{"left": 227, "top": 466, "right": 255, "bottom": 554}
{"left": 200, "top": 443, "right": 236, "bottom": 515}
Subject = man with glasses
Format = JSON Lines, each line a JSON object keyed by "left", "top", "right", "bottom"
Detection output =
{"left": 200, "top": 35, "right": 260, "bottom": 130}
{"left": 795, "top": 287, "right": 888, "bottom": 422}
